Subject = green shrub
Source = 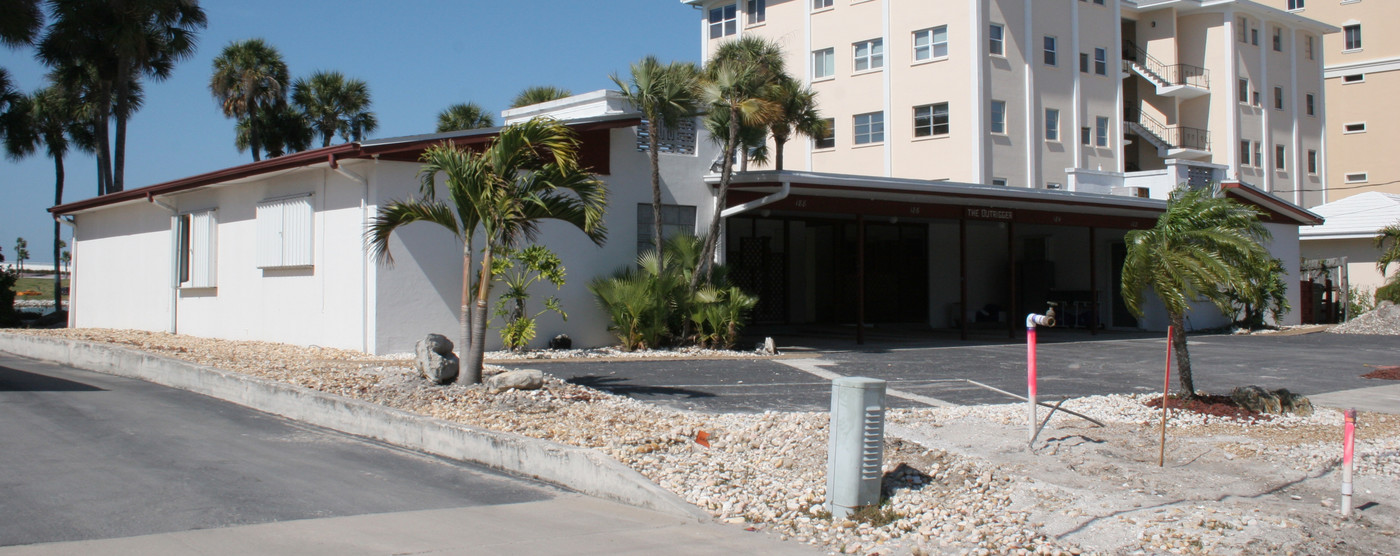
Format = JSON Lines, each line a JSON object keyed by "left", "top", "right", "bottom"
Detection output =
{"left": 1347, "top": 285, "right": 1375, "bottom": 320}
{"left": 1377, "top": 277, "right": 1400, "bottom": 306}
{"left": 0, "top": 267, "right": 17, "bottom": 327}
{"left": 492, "top": 245, "right": 568, "bottom": 352}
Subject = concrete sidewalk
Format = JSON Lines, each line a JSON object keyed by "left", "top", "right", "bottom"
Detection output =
{"left": 0, "top": 495, "right": 818, "bottom": 555}
{"left": 1308, "top": 382, "right": 1400, "bottom": 415}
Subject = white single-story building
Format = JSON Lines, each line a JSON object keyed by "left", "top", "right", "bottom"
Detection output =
{"left": 53, "top": 91, "right": 1321, "bottom": 354}
{"left": 1300, "top": 192, "right": 1400, "bottom": 295}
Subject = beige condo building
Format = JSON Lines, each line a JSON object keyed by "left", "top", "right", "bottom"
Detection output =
{"left": 1255, "top": 0, "right": 1398, "bottom": 205}
{"left": 686, "top": 0, "right": 1335, "bottom": 207}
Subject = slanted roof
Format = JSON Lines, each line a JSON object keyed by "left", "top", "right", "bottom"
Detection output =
{"left": 1300, "top": 192, "right": 1400, "bottom": 240}
{"left": 1220, "top": 182, "right": 1324, "bottom": 226}
{"left": 50, "top": 113, "right": 641, "bottom": 216}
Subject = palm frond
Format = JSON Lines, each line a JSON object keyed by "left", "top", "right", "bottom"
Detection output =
{"left": 365, "top": 198, "right": 460, "bottom": 265}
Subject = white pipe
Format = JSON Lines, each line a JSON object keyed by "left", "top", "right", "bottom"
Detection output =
{"left": 331, "top": 160, "right": 371, "bottom": 354}
{"left": 719, "top": 179, "right": 790, "bottom": 218}
{"left": 148, "top": 196, "right": 178, "bottom": 334}
{"left": 1026, "top": 312, "right": 1056, "bottom": 328}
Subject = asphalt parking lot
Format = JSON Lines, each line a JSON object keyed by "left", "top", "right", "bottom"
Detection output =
{"left": 540, "top": 330, "right": 1400, "bottom": 413}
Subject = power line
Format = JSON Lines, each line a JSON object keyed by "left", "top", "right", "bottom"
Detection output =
{"left": 1270, "top": 179, "right": 1400, "bottom": 194}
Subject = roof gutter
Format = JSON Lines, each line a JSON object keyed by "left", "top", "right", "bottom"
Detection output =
{"left": 720, "top": 178, "right": 791, "bottom": 218}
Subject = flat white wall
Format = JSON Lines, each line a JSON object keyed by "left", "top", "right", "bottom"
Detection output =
{"left": 1301, "top": 237, "right": 1387, "bottom": 293}
{"left": 70, "top": 202, "right": 173, "bottom": 331}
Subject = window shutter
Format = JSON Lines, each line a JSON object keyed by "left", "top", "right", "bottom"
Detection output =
{"left": 190, "top": 210, "right": 217, "bottom": 287}
{"left": 257, "top": 195, "right": 313, "bottom": 269}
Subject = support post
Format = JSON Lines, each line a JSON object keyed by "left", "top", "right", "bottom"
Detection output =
{"left": 857, "top": 214, "right": 866, "bottom": 345}
{"left": 1008, "top": 221, "right": 1017, "bottom": 339}
{"left": 1159, "top": 324, "right": 1173, "bottom": 467}
{"left": 1089, "top": 227, "right": 1098, "bottom": 335}
{"left": 960, "top": 218, "right": 969, "bottom": 341}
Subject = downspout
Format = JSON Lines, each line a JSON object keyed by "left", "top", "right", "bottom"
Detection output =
{"left": 330, "top": 154, "right": 371, "bottom": 353}
{"left": 147, "top": 192, "right": 178, "bottom": 334}
{"left": 719, "top": 179, "right": 791, "bottom": 218}
{"left": 55, "top": 215, "right": 76, "bottom": 327}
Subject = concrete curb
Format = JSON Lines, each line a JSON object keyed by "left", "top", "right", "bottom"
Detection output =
{"left": 0, "top": 333, "right": 709, "bottom": 521}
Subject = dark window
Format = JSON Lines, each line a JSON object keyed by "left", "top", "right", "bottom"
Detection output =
{"left": 1344, "top": 25, "right": 1362, "bottom": 50}
{"left": 814, "top": 118, "right": 835, "bottom": 149}
{"left": 913, "top": 103, "right": 950, "bottom": 137}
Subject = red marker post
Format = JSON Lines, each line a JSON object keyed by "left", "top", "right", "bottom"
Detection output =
{"left": 1342, "top": 409, "right": 1356, "bottom": 517}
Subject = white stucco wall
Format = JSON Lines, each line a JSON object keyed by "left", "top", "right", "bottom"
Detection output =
{"left": 69, "top": 202, "right": 174, "bottom": 332}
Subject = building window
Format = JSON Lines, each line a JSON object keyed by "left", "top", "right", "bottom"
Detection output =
{"left": 1094, "top": 48, "right": 1107, "bottom": 75}
{"left": 1306, "top": 93, "right": 1315, "bottom": 116}
{"left": 1238, "top": 78, "right": 1249, "bottom": 103}
{"left": 853, "top": 38, "right": 884, "bottom": 72}
{"left": 1287, "top": 0, "right": 1304, "bottom": 9}
{"left": 814, "top": 117, "right": 835, "bottom": 149}
{"left": 813, "top": 48, "right": 835, "bottom": 79}
{"left": 1251, "top": 28, "right": 1259, "bottom": 46}
{"left": 812, "top": 0, "right": 832, "bottom": 10}
{"left": 1045, "top": 108, "right": 1060, "bottom": 141}
{"left": 990, "top": 100, "right": 1007, "bottom": 134}
{"left": 1095, "top": 116, "right": 1109, "bottom": 147}
{"left": 1307, "top": 150, "right": 1318, "bottom": 174}
{"left": 1275, "top": 145, "right": 1286, "bottom": 170}
{"left": 1253, "top": 141, "right": 1263, "bottom": 167}
{"left": 178, "top": 209, "right": 217, "bottom": 288}
{"left": 746, "top": 0, "right": 765, "bottom": 25}
{"left": 637, "top": 204, "right": 697, "bottom": 255}
{"left": 709, "top": 4, "right": 737, "bottom": 39}
{"left": 853, "top": 111, "right": 884, "bottom": 144}
{"left": 1043, "top": 36, "right": 1057, "bottom": 66}
{"left": 256, "top": 195, "right": 313, "bottom": 269}
{"left": 637, "top": 117, "right": 697, "bottom": 155}
{"left": 1046, "top": 182, "right": 1062, "bottom": 190}
{"left": 1252, "top": 90, "right": 1261, "bottom": 107}
{"left": 1079, "top": 52, "right": 1089, "bottom": 73}
{"left": 1342, "top": 74, "right": 1364, "bottom": 84}
{"left": 1344, "top": 122, "right": 1366, "bottom": 133}
{"left": 1274, "top": 87, "right": 1284, "bottom": 110}
{"left": 1093, "top": 0, "right": 1104, "bottom": 4}
{"left": 1081, "top": 126, "right": 1091, "bottom": 145}
{"left": 913, "top": 26, "right": 949, "bottom": 61}
{"left": 1307, "top": 36, "right": 1314, "bottom": 60}
{"left": 1238, "top": 17, "right": 1249, "bottom": 43}
{"left": 1239, "top": 141, "right": 1251, "bottom": 166}
{"left": 991, "top": 178, "right": 1008, "bottom": 187}
{"left": 913, "top": 103, "right": 949, "bottom": 137}
{"left": 989, "top": 24, "right": 1005, "bottom": 56}
{"left": 1273, "top": 27, "right": 1282, "bottom": 52}
{"left": 1344, "top": 172, "right": 1368, "bottom": 184}
{"left": 1344, "top": 24, "right": 1361, "bottom": 51}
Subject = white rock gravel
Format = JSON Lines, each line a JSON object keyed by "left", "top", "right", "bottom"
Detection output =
{"left": 1330, "top": 301, "right": 1400, "bottom": 335}
{"left": 9, "top": 328, "right": 1399, "bottom": 555}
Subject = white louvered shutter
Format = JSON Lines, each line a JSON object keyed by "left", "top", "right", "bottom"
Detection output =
{"left": 256, "top": 195, "right": 314, "bottom": 268}
{"left": 189, "top": 210, "right": 217, "bottom": 287}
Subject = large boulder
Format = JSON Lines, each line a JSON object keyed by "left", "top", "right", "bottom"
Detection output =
{"left": 1230, "top": 385, "right": 1313, "bottom": 416}
{"left": 414, "top": 334, "right": 459, "bottom": 385}
{"left": 487, "top": 369, "right": 544, "bottom": 393}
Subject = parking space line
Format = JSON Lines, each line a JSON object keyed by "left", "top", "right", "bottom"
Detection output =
{"left": 776, "top": 359, "right": 958, "bottom": 408}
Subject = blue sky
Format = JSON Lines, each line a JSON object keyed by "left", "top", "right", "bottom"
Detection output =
{"left": 0, "top": 0, "right": 703, "bottom": 264}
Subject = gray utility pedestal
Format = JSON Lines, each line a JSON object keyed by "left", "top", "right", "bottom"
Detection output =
{"left": 826, "top": 376, "right": 887, "bottom": 519}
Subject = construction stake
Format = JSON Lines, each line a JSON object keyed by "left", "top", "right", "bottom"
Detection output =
{"left": 1159, "top": 325, "right": 1173, "bottom": 467}
{"left": 1342, "top": 409, "right": 1356, "bottom": 517}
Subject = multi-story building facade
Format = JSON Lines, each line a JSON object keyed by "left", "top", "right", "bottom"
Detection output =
{"left": 1256, "top": 0, "right": 1398, "bottom": 206}
{"left": 687, "top": 0, "right": 1334, "bottom": 207}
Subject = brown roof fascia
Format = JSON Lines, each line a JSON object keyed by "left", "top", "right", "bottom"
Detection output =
{"left": 1220, "top": 182, "right": 1323, "bottom": 225}
{"left": 729, "top": 180, "right": 1167, "bottom": 214}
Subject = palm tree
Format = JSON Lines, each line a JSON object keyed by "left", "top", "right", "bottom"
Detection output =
{"left": 1376, "top": 222, "right": 1400, "bottom": 278}
{"left": 510, "top": 85, "right": 572, "bottom": 108}
{"left": 210, "top": 38, "right": 290, "bottom": 162}
{"left": 291, "top": 70, "right": 376, "bottom": 147}
{"left": 436, "top": 102, "right": 495, "bottom": 132}
{"left": 612, "top": 56, "right": 700, "bottom": 252}
{"left": 368, "top": 118, "right": 607, "bottom": 383}
{"left": 766, "top": 77, "right": 826, "bottom": 171}
{"left": 236, "top": 103, "right": 311, "bottom": 158}
{"left": 1120, "top": 186, "right": 1273, "bottom": 398}
{"left": 0, "top": 0, "right": 41, "bottom": 47}
{"left": 3, "top": 84, "right": 87, "bottom": 312}
{"left": 39, "top": 0, "right": 206, "bottom": 193}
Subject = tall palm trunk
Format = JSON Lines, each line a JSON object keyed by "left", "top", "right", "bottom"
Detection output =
{"left": 649, "top": 124, "right": 664, "bottom": 253}
{"left": 52, "top": 155, "right": 64, "bottom": 313}
{"left": 464, "top": 244, "right": 495, "bottom": 384}
{"left": 94, "top": 86, "right": 113, "bottom": 195}
{"left": 1170, "top": 311, "right": 1196, "bottom": 398}
{"left": 691, "top": 113, "right": 740, "bottom": 295}
{"left": 773, "top": 134, "right": 787, "bottom": 171}
{"left": 113, "top": 73, "right": 130, "bottom": 193}
{"left": 457, "top": 241, "right": 473, "bottom": 382}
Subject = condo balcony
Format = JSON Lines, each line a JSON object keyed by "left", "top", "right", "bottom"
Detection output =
{"left": 1124, "top": 106, "right": 1211, "bottom": 160}
{"left": 1122, "top": 41, "right": 1209, "bottom": 99}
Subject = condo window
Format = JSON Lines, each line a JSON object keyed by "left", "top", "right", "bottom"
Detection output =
{"left": 1344, "top": 172, "right": 1368, "bottom": 184}
{"left": 853, "top": 112, "right": 884, "bottom": 144}
{"left": 914, "top": 26, "right": 949, "bottom": 61}
{"left": 1046, "top": 182, "right": 1062, "bottom": 190}
{"left": 1081, "top": 126, "right": 1091, "bottom": 145}
{"left": 1344, "top": 122, "right": 1366, "bottom": 133}
{"left": 814, "top": 117, "right": 835, "bottom": 149}
{"left": 1045, "top": 108, "right": 1060, "bottom": 141}
{"left": 178, "top": 209, "right": 218, "bottom": 288}
{"left": 1093, "top": 0, "right": 1104, "bottom": 4}
{"left": 1306, "top": 36, "right": 1315, "bottom": 60}
{"left": 1252, "top": 90, "right": 1261, "bottom": 107}
{"left": 1043, "top": 36, "right": 1057, "bottom": 66}
{"left": 1287, "top": 0, "right": 1304, "bottom": 10}
{"left": 990, "top": 100, "right": 1007, "bottom": 134}
{"left": 1307, "top": 150, "right": 1318, "bottom": 175}
{"left": 853, "top": 38, "right": 884, "bottom": 72}
{"left": 1253, "top": 141, "right": 1263, "bottom": 167}
{"left": 1095, "top": 116, "right": 1109, "bottom": 147}
{"left": 1238, "top": 79, "right": 1249, "bottom": 103}
{"left": 1094, "top": 48, "right": 1107, "bottom": 75}
{"left": 256, "top": 195, "right": 313, "bottom": 270}
{"left": 636, "top": 204, "right": 697, "bottom": 256}
{"left": 709, "top": 4, "right": 737, "bottom": 39}
{"left": 989, "top": 24, "right": 1005, "bottom": 56}
{"left": 746, "top": 0, "right": 765, "bottom": 24}
{"left": 1275, "top": 145, "right": 1286, "bottom": 170}
{"left": 1251, "top": 28, "right": 1259, "bottom": 46}
{"left": 1274, "top": 87, "right": 1284, "bottom": 110}
{"left": 1272, "top": 27, "right": 1282, "bottom": 52}
{"left": 992, "top": 178, "right": 1008, "bottom": 187}
{"left": 913, "top": 103, "right": 950, "bottom": 137}
{"left": 1239, "top": 141, "right": 1250, "bottom": 167}
{"left": 1080, "top": 52, "right": 1089, "bottom": 73}
{"left": 1344, "top": 24, "right": 1361, "bottom": 51}
{"left": 813, "top": 48, "right": 836, "bottom": 79}
{"left": 1306, "top": 93, "right": 1315, "bottom": 116}
{"left": 1342, "top": 74, "right": 1364, "bottom": 84}
{"left": 812, "top": 0, "right": 832, "bottom": 10}
{"left": 1238, "top": 17, "right": 1248, "bottom": 43}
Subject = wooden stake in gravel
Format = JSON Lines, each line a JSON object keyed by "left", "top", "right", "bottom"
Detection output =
{"left": 1159, "top": 325, "right": 1173, "bottom": 467}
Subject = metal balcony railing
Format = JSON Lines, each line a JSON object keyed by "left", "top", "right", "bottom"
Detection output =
{"left": 1122, "top": 40, "right": 1210, "bottom": 90}
{"left": 1124, "top": 107, "right": 1211, "bottom": 152}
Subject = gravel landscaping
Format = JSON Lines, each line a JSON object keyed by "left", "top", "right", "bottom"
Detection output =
{"left": 7, "top": 328, "right": 1399, "bottom": 555}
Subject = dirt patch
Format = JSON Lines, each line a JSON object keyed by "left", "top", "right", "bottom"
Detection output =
{"left": 1145, "top": 394, "right": 1272, "bottom": 421}
{"left": 1362, "top": 366, "right": 1400, "bottom": 380}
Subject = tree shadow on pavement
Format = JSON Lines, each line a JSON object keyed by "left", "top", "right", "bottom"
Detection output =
{"left": 566, "top": 375, "right": 717, "bottom": 400}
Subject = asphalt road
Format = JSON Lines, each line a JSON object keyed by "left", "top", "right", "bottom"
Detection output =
{"left": 0, "top": 354, "right": 555, "bottom": 547}
{"left": 541, "top": 330, "right": 1400, "bottom": 412}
